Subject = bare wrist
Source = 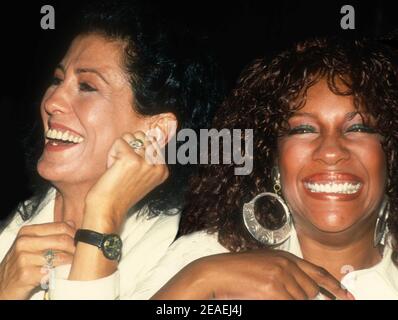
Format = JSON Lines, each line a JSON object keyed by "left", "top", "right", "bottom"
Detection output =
{"left": 82, "top": 203, "right": 122, "bottom": 234}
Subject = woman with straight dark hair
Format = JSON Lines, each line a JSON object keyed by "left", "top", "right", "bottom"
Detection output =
{"left": 0, "top": 0, "right": 224, "bottom": 300}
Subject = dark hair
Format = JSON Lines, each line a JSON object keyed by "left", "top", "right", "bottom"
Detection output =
{"left": 179, "top": 37, "right": 398, "bottom": 260}
{"left": 18, "top": 0, "right": 225, "bottom": 221}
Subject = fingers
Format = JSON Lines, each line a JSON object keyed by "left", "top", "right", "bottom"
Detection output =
{"left": 16, "top": 251, "right": 74, "bottom": 268}
{"left": 291, "top": 267, "right": 320, "bottom": 299}
{"left": 122, "top": 131, "right": 149, "bottom": 158}
{"left": 283, "top": 272, "right": 311, "bottom": 300}
{"left": 273, "top": 285, "right": 295, "bottom": 300}
{"left": 117, "top": 131, "right": 165, "bottom": 166}
{"left": 15, "top": 234, "right": 76, "bottom": 255}
{"left": 18, "top": 222, "right": 76, "bottom": 238}
{"left": 19, "top": 266, "right": 49, "bottom": 288}
{"left": 296, "top": 259, "right": 354, "bottom": 300}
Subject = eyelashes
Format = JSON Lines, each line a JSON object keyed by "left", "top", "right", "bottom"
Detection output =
{"left": 287, "top": 124, "right": 377, "bottom": 135}
{"left": 78, "top": 82, "right": 97, "bottom": 92}
{"left": 288, "top": 125, "right": 316, "bottom": 135}
{"left": 345, "top": 124, "right": 377, "bottom": 134}
{"left": 51, "top": 76, "right": 62, "bottom": 86}
{"left": 50, "top": 76, "right": 97, "bottom": 92}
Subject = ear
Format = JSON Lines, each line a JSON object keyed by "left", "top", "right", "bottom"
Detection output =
{"left": 146, "top": 112, "right": 178, "bottom": 148}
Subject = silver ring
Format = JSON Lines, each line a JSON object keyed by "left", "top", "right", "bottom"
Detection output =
{"left": 44, "top": 249, "right": 55, "bottom": 268}
{"left": 128, "top": 138, "right": 144, "bottom": 150}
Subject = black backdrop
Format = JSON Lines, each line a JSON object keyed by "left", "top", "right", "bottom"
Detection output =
{"left": 1, "top": 0, "right": 397, "bottom": 221}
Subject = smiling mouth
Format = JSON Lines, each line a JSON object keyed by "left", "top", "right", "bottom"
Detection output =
{"left": 45, "top": 128, "right": 84, "bottom": 146}
{"left": 303, "top": 182, "right": 362, "bottom": 195}
{"left": 302, "top": 172, "right": 363, "bottom": 197}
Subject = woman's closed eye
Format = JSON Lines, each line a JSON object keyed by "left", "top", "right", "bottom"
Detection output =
{"left": 51, "top": 76, "right": 62, "bottom": 86}
{"left": 79, "top": 82, "right": 97, "bottom": 92}
{"left": 288, "top": 124, "right": 317, "bottom": 135}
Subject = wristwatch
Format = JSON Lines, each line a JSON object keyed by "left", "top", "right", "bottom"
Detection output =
{"left": 74, "top": 229, "right": 123, "bottom": 261}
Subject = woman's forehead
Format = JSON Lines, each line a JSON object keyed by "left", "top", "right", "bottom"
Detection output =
{"left": 290, "top": 79, "right": 371, "bottom": 119}
{"left": 61, "top": 34, "right": 125, "bottom": 72}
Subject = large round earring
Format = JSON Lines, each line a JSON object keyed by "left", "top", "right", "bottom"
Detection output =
{"left": 243, "top": 167, "right": 292, "bottom": 246}
{"left": 374, "top": 196, "right": 390, "bottom": 247}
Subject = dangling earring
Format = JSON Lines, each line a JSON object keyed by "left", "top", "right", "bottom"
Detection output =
{"left": 374, "top": 196, "right": 390, "bottom": 247}
{"left": 243, "top": 166, "right": 292, "bottom": 246}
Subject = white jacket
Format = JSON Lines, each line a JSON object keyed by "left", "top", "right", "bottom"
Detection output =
{"left": 0, "top": 188, "right": 180, "bottom": 300}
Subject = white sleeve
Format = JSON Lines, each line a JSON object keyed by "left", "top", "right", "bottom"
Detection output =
{"left": 49, "top": 265, "right": 120, "bottom": 300}
{"left": 131, "top": 231, "right": 228, "bottom": 300}
{"left": 49, "top": 213, "right": 181, "bottom": 300}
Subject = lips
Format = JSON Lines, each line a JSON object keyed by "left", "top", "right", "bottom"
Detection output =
{"left": 48, "top": 122, "right": 84, "bottom": 138}
{"left": 44, "top": 122, "right": 85, "bottom": 152}
{"left": 302, "top": 172, "right": 363, "bottom": 201}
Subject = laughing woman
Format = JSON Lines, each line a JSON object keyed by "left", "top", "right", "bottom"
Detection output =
{"left": 0, "top": 1, "right": 223, "bottom": 300}
{"left": 134, "top": 37, "right": 398, "bottom": 300}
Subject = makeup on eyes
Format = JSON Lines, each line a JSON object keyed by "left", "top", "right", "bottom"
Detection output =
{"left": 286, "top": 111, "right": 378, "bottom": 136}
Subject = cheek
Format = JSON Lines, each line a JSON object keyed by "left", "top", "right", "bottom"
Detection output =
{"left": 278, "top": 139, "right": 313, "bottom": 190}
{"left": 351, "top": 139, "right": 386, "bottom": 190}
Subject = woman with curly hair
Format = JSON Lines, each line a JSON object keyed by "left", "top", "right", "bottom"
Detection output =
{"left": 134, "top": 37, "right": 398, "bottom": 300}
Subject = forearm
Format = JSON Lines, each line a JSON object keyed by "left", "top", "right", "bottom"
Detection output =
{"left": 151, "top": 260, "right": 215, "bottom": 300}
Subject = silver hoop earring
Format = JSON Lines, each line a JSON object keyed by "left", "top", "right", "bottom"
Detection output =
{"left": 243, "top": 167, "right": 292, "bottom": 246}
{"left": 243, "top": 191, "right": 292, "bottom": 246}
{"left": 374, "top": 197, "right": 390, "bottom": 247}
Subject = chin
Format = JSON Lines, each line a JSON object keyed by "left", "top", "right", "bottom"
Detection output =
{"left": 37, "top": 159, "right": 92, "bottom": 185}
{"left": 305, "top": 210, "right": 358, "bottom": 234}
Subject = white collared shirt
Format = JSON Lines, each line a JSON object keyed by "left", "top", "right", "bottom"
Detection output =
{"left": 0, "top": 188, "right": 180, "bottom": 300}
{"left": 133, "top": 227, "right": 398, "bottom": 300}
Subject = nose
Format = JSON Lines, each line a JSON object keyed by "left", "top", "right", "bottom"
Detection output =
{"left": 312, "top": 133, "right": 350, "bottom": 165}
{"left": 42, "top": 83, "right": 72, "bottom": 116}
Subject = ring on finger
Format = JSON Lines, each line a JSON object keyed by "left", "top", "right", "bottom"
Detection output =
{"left": 44, "top": 249, "right": 55, "bottom": 268}
{"left": 128, "top": 138, "right": 145, "bottom": 150}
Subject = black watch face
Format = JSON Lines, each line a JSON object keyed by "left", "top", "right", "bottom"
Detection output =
{"left": 102, "top": 235, "right": 122, "bottom": 260}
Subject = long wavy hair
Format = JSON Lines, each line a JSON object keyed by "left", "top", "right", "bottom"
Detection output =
{"left": 179, "top": 37, "right": 398, "bottom": 261}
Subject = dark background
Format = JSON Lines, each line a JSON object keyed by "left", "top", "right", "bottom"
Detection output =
{"left": 1, "top": 0, "right": 398, "bottom": 221}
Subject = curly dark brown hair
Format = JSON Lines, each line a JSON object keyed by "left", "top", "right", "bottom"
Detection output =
{"left": 179, "top": 37, "right": 398, "bottom": 258}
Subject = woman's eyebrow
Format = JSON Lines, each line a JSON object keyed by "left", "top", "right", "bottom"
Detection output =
{"left": 345, "top": 111, "right": 361, "bottom": 121}
{"left": 56, "top": 64, "right": 65, "bottom": 73}
{"left": 55, "top": 64, "right": 110, "bottom": 85}
{"left": 75, "top": 68, "right": 110, "bottom": 85}
{"left": 290, "top": 112, "right": 316, "bottom": 118}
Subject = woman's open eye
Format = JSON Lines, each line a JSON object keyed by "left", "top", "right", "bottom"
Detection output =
{"left": 346, "top": 124, "right": 376, "bottom": 134}
{"left": 288, "top": 124, "right": 317, "bottom": 135}
{"left": 79, "top": 82, "right": 97, "bottom": 92}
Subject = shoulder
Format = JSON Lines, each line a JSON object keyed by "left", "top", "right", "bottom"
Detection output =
{"left": 130, "top": 231, "right": 228, "bottom": 299}
{"left": 170, "top": 231, "right": 228, "bottom": 258}
{"left": 118, "top": 210, "right": 181, "bottom": 297}
{"left": 121, "top": 209, "right": 180, "bottom": 249}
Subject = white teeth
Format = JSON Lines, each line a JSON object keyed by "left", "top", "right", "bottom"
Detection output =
{"left": 61, "top": 131, "right": 69, "bottom": 141}
{"left": 45, "top": 128, "right": 84, "bottom": 144}
{"left": 304, "top": 182, "right": 361, "bottom": 194}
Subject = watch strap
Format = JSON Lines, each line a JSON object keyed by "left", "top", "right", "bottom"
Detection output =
{"left": 74, "top": 229, "right": 105, "bottom": 248}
